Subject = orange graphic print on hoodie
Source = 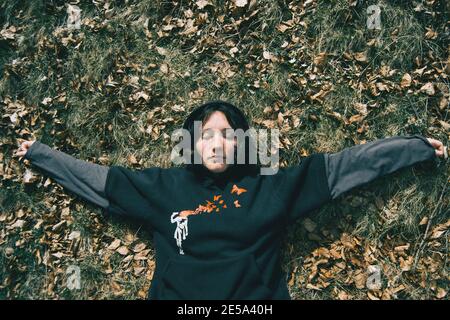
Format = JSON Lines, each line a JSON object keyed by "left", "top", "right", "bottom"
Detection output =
{"left": 171, "top": 184, "right": 247, "bottom": 255}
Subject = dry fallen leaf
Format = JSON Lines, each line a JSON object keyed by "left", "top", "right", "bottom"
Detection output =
{"left": 354, "top": 51, "right": 367, "bottom": 63}
{"left": 235, "top": 0, "right": 248, "bottom": 8}
{"left": 196, "top": 0, "right": 210, "bottom": 9}
{"left": 436, "top": 287, "right": 447, "bottom": 299}
{"left": 400, "top": 73, "right": 412, "bottom": 88}
{"left": 128, "top": 154, "right": 138, "bottom": 165}
{"left": 23, "top": 169, "right": 36, "bottom": 184}
{"left": 133, "top": 243, "right": 147, "bottom": 253}
{"left": 160, "top": 63, "right": 169, "bottom": 74}
{"left": 420, "top": 82, "right": 435, "bottom": 96}
{"left": 108, "top": 239, "right": 121, "bottom": 251}
{"left": 314, "top": 52, "right": 327, "bottom": 66}
{"left": 419, "top": 216, "right": 428, "bottom": 225}
{"left": 116, "top": 246, "right": 129, "bottom": 256}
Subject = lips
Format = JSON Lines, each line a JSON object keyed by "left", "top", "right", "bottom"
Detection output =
{"left": 209, "top": 156, "right": 226, "bottom": 162}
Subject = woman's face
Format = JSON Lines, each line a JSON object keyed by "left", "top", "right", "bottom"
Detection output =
{"left": 195, "top": 111, "right": 237, "bottom": 173}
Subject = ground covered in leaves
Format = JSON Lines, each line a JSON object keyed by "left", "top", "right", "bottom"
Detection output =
{"left": 0, "top": 0, "right": 449, "bottom": 299}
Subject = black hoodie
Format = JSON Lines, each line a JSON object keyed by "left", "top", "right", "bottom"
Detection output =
{"left": 24, "top": 134, "right": 438, "bottom": 300}
{"left": 105, "top": 152, "right": 335, "bottom": 299}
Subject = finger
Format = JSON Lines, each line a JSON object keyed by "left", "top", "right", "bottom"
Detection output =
{"left": 431, "top": 140, "right": 441, "bottom": 148}
{"left": 427, "top": 139, "right": 437, "bottom": 148}
{"left": 428, "top": 139, "right": 442, "bottom": 147}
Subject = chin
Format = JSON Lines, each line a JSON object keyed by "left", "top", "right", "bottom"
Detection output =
{"left": 207, "top": 164, "right": 228, "bottom": 173}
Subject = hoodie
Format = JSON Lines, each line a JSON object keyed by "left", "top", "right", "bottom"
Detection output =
{"left": 24, "top": 134, "right": 438, "bottom": 299}
{"left": 104, "top": 153, "right": 330, "bottom": 299}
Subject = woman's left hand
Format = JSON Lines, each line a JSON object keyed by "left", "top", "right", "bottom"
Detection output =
{"left": 426, "top": 138, "right": 447, "bottom": 158}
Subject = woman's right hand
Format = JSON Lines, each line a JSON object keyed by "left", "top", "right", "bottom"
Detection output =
{"left": 14, "top": 140, "right": 36, "bottom": 158}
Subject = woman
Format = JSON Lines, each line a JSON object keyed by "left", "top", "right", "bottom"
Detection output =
{"left": 15, "top": 100, "right": 446, "bottom": 300}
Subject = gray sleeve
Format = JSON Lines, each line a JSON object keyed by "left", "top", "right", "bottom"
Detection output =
{"left": 24, "top": 140, "right": 110, "bottom": 209}
{"left": 324, "top": 134, "right": 437, "bottom": 200}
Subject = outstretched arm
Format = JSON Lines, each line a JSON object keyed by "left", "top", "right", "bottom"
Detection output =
{"left": 324, "top": 134, "right": 445, "bottom": 200}
{"left": 16, "top": 140, "right": 110, "bottom": 209}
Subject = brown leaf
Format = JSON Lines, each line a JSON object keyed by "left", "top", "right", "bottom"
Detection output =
{"left": 306, "top": 283, "right": 322, "bottom": 291}
{"left": 438, "top": 120, "right": 450, "bottom": 131}
{"left": 277, "top": 112, "right": 284, "bottom": 126}
{"left": 399, "top": 256, "right": 413, "bottom": 271}
{"left": 375, "top": 82, "right": 389, "bottom": 92}
{"left": 235, "top": 0, "right": 248, "bottom": 7}
{"left": 337, "top": 290, "right": 350, "bottom": 300}
{"left": 9, "top": 219, "right": 25, "bottom": 229}
{"left": 160, "top": 63, "right": 169, "bottom": 74}
{"left": 23, "top": 169, "right": 36, "bottom": 184}
{"left": 277, "top": 23, "right": 292, "bottom": 33}
{"left": 400, "top": 73, "right": 412, "bottom": 88}
{"left": 354, "top": 51, "right": 367, "bottom": 63}
{"left": 353, "top": 103, "right": 368, "bottom": 116}
{"left": 313, "top": 52, "right": 327, "bottom": 66}
{"left": 419, "top": 216, "right": 428, "bottom": 226}
{"left": 263, "top": 50, "right": 277, "bottom": 62}
{"left": 424, "top": 27, "right": 437, "bottom": 40}
{"left": 420, "top": 82, "right": 435, "bottom": 96}
{"left": 133, "top": 243, "right": 147, "bottom": 253}
{"left": 128, "top": 154, "right": 138, "bottom": 165}
{"left": 367, "top": 291, "right": 380, "bottom": 300}
{"left": 52, "top": 220, "right": 66, "bottom": 232}
{"left": 439, "top": 97, "right": 448, "bottom": 111}
{"left": 354, "top": 270, "right": 366, "bottom": 289}
{"left": 413, "top": 66, "right": 427, "bottom": 76}
{"left": 108, "top": 239, "right": 121, "bottom": 250}
{"left": 394, "top": 243, "right": 410, "bottom": 252}
{"left": 116, "top": 246, "right": 129, "bottom": 256}
{"left": 436, "top": 287, "right": 447, "bottom": 299}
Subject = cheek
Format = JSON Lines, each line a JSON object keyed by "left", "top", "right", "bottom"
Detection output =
{"left": 195, "top": 139, "right": 208, "bottom": 156}
{"left": 225, "top": 140, "right": 236, "bottom": 153}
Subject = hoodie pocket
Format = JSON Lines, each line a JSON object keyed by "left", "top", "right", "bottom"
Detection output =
{"left": 159, "top": 253, "right": 273, "bottom": 300}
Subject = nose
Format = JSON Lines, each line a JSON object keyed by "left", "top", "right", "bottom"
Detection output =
{"left": 211, "top": 132, "right": 224, "bottom": 156}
